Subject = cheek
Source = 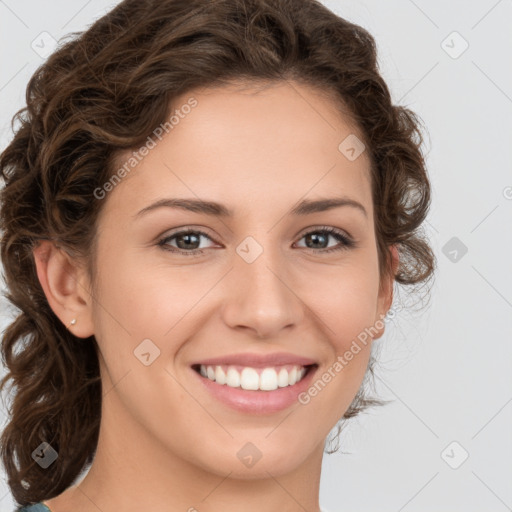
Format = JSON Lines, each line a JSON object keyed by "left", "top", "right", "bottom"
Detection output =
{"left": 89, "top": 248, "right": 197, "bottom": 429}
{"left": 93, "top": 247, "right": 209, "bottom": 342}
{"left": 298, "top": 275, "right": 379, "bottom": 428}
{"left": 308, "top": 263, "right": 381, "bottom": 349}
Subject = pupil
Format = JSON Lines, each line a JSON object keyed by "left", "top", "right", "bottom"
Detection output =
{"left": 308, "top": 233, "right": 327, "bottom": 249}
{"left": 177, "top": 233, "right": 199, "bottom": 249}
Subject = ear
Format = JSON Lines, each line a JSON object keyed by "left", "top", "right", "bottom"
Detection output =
{"left": 372, "top": 244, "right": 399, "bottom": 340}
{"left": 32, "top": 240, "right": 95, "bottom": 338}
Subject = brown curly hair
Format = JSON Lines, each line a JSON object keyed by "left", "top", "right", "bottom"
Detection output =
{"left": 0, "top": 0, "right": 435, "bottom": 506}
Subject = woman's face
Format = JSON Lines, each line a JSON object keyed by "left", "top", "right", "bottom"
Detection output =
{"left": 86, "top": 80, "right": 394, "bottom": 478}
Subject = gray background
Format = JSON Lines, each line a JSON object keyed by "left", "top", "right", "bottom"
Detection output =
{"left": 0, "top": 0, "right": 511, "bottom": 511}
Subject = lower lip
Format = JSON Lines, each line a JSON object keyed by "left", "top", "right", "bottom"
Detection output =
{"left": 192, "top": 365, "right": 318, "bottom": 414}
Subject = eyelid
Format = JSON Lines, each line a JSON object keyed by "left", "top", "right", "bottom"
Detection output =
{"left": 295, "top": 224, "right": 353, "bottom": 241}
{"left": 157, "top": 226, "right": 221, "bottom": 248}
{"left": 157, "top": 225, "right": 218, "bottom": 241}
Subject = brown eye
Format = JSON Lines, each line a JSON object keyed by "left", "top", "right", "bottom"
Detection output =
{"left": 158, "top": 229, "right": 216, "bottom": 256}
{"left": 295, "top": 228, "right": 355, "bottom": 253}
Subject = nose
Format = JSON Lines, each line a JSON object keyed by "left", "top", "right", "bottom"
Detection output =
{"left": 221, "top": 247, "right": 304, "bottom": 339}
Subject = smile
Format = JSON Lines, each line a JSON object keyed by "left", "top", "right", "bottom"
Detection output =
{"left": 190, "top": 352, "right": 319, "bottom": 413}
{"left": 195, "top": 364, "right": 312, "bottom": 391}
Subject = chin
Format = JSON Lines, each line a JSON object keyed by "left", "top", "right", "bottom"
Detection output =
{"left": 190, "top": 432, "right": 322, "bottom": 479}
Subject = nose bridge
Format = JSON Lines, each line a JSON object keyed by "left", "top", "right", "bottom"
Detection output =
{"left": 221, "top": 235, "right": 303, "bottom": 337}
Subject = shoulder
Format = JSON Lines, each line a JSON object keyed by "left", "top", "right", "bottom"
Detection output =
{"left": 16, "top": 503, "right": 51, "bottom": 512}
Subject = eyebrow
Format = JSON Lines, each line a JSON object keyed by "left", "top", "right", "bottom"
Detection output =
{"left": 134, "top": 196, "right": 368, "bottom": 219}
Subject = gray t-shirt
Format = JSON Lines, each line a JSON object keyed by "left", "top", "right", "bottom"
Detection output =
{"left": 17, "top": 504, "right": 51, "bottom": 512}
{"left": 18, "top": 501, "right": 329, "bottom": 511}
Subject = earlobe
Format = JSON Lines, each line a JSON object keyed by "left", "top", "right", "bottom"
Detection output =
{"left": 381, "top": 243, "right": 399, "bottom": 312}
{"left": 373, "top": 244, "right": 400, "bottom": 340}
{"left": 32, "top": 240, "right": 95, "bottom": 338}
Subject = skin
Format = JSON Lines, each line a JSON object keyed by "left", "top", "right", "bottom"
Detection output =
{"left": 34, "top": 80, "right": 398, "bottom": 512}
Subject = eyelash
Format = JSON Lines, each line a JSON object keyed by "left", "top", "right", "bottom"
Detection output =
{"left": 157, "top": 226, "right": 356, "bottom": 257}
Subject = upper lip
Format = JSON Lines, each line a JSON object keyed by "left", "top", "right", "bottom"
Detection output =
{"left": 192, "top": 352, "right": 317, "bottom": 368}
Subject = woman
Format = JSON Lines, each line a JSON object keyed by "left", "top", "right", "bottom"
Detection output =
{"left": 0, "top": 0, "right": 435, "bottom": 510}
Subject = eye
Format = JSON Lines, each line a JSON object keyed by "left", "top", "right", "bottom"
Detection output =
{"left": 157, "top": 229, "right": 218, "bottom": 256}
{"left": 157, "top": 226, "right": 356, "bottom": 257}
{"left": 294, "top": 227, "right": 356, "bottom": 253}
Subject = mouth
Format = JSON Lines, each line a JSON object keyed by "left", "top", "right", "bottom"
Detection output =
{"left": 191, "top": 363, "right": 318, "bottom": 391}
{"left": 189, "top": 352, "right": 319, "bottom": 413}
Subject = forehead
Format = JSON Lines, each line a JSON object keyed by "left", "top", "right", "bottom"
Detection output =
{"left": 103, "top": 81, "right": 373, "bottom": 220}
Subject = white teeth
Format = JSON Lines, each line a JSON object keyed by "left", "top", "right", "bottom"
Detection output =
{"left": 240, "top": 368, "right": 259, "bottom": 390}
{"left": 215, "top": 366, "right": 226, "bottom": 385}
{"left": 198, "top": 364, "right": 309, "bottom": 391}
{"left": 226, "top": 367, "right": 240, "bottom": 388}
{"left": 260, "top": 368, "right": 278, "bottom": 391}
{"left": 277, "top": 368, "right": 289, "bottom": 388}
